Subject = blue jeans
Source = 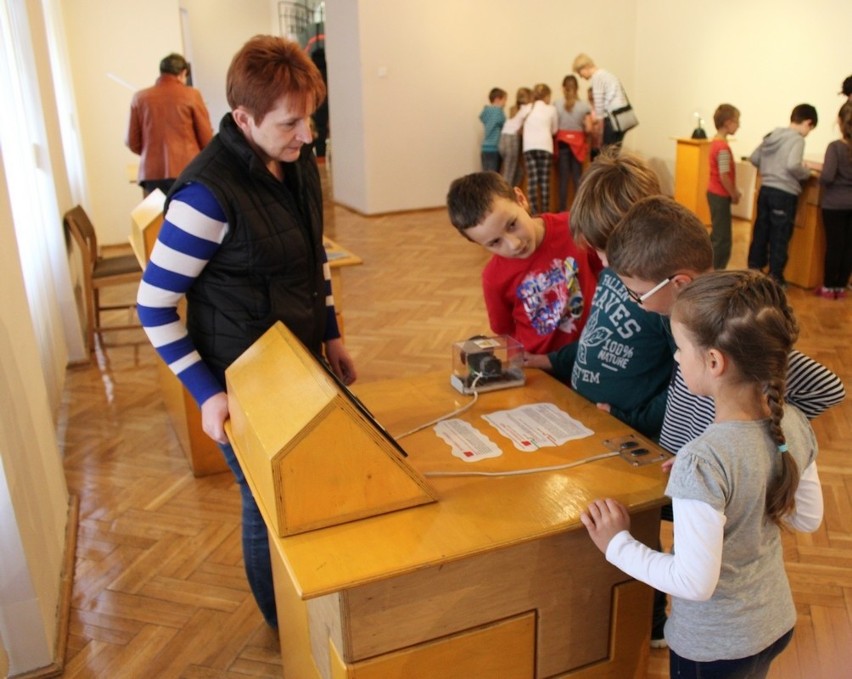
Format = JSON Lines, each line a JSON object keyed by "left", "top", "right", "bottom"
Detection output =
{"left": 669, "top": 628, "right": 793, "bottom": 679}
{"left": 219, "top": 442, "right": 278, "bottom": 627}
{"left": 481, "top": 150, "right": 501, "bottom": 173}
{"left": 557, "top": 143, "right": 583, "bottom": 211}
{"left": 747, "top": 186, "right": 799, "bottom": 285}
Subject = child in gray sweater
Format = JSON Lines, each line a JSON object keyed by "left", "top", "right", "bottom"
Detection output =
{"left": 747, "top": 103, "right": 818, "bottom": 286}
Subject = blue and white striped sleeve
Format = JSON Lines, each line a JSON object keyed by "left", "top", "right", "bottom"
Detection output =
{"left": 136, "top": 182, "right": 228, "bottom": 407}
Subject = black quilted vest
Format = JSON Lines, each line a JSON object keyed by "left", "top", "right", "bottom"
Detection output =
{"left": 167, "top": 113, "right": 326, "bottom": 385}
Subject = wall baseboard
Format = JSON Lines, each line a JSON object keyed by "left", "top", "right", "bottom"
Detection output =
{"left": 9, "top": 494, "right": 79, "bottom": 679}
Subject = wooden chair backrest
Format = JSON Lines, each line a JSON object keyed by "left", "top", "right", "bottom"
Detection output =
{"left": 63, "top": 206, "right": 98, "bottom": 271}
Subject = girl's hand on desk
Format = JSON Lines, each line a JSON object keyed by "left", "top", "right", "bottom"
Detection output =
{"left": 581, "top": 498, "right": 631, "bottom": 554}
{"left": 661, "top": 457, "right": 675, "bottom": 473}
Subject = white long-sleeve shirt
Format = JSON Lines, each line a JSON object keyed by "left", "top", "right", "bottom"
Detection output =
{"left": 522, "top": 100, "right": 558, "bottom": 154}
{"left": 606, "top": 407, "right": 822, "bottom": 662}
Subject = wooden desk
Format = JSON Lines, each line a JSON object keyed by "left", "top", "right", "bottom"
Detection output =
{"left": 324, "top": 237, "right": 363, "bottom": 336}
{"left": 784, "top": 175, "right": 825, "bottom": 289}
{"left": 245, "top": 370, "right": 668, "bottom": 678}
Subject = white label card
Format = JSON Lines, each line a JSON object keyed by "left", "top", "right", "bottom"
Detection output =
{"left": 434, "top": 419, "right": 503, "bottom": 463}
{"left": 482, "top": 403, "right": 594, "bottom": 452}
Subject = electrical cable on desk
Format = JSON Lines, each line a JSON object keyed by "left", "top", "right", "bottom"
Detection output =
{"left": 423, "top": 451, "right": 620, "bottom": 477}
{"left": 395, "top": 372, "right": 484, "bottom": 440}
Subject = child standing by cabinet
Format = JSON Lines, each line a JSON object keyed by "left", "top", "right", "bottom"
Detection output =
{"left": 522, "top": 83, "right": 558, "bottom": 214}
{"left": 499, "top": 87, "right": 532, "bottom": 187}
{"left": 818, "top": 101, "right": 852, "bottom": 298}
{"left": 582, "top": 270, "right": 824, "bottom": 678}
{"left": 707, "top": 104, "right": 742, "bottom": 270}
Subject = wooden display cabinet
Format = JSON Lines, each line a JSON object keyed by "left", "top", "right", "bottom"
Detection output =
{"left": 673, "top": 138, "right": 711, "bottom": 226}
{"left": 784, "top": 175, "right": 825, "bottom": 289}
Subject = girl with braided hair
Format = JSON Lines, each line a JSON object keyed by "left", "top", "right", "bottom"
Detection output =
{"left": 581, "top": 270, "right": 824, "bottom": 678}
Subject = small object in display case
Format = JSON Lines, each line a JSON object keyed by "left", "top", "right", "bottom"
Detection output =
{"left": 450, "top": 335, "right": 525, "bottom": 394}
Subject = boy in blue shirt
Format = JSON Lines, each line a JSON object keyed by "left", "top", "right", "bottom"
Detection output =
{"left": 480, "top": 87, "right": 507, "bottom": 172}
{"left": 525, "top": 150, "right": 674, "bottom": 440}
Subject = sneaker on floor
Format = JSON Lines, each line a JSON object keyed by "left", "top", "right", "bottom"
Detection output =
{"left": 650, "top": 637, "right": 668, "bottom": 649}
{"left": 835, "top": 288, "right": 847, "bottom": 299}
{"left": 817, "top": 286, "right": 835, "bottom": 299}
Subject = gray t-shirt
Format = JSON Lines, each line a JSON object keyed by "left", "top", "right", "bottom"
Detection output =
{"left": 554, "top": 99, "right": 591, "bottom": 132}
{"left": 664, "top": 405, "right": 817, "bottom": 661}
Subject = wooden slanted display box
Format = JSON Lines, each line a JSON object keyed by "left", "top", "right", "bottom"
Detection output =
{"left": 225, "top": 322, "right": 437, "bottom": 536}
{"left": 129, "top": 189, "right": 166, "bottom": 266}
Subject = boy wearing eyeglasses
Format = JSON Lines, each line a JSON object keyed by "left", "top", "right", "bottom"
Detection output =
{"left": 606, "top": 195, "right": 845, "bottom": 454}
{"left": 524, "top": 150, "right": 674, "bottom": 442}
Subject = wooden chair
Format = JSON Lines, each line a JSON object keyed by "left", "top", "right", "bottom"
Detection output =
{"left": 63, "top": 205, "right": 143, "bottom": 352}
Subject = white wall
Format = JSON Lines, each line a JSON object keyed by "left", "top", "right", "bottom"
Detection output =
{"left": 58, "top": 0, "right": 852, "bottom": 231}
{"left": 60, "top": 0, "right": 280, "bottom": 245}
{"left": 326, "top": 0, "right": 638, "bottom": 214}
{"left": 0, "top": 144, "right": 69, "bottom": 679}
{"left": 61, "top": 0, "right": 183, "bottom": 244}
{"left": 632, "top": 0, "right": 852, "bottom": 195}
{"left": 180, "top": 0, "right": 277, "bottom": 126}
{"left": 326, "top": 0, "right": 852, "bottom": 212}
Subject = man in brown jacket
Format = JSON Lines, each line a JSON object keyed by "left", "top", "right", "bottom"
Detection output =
{"left": 126, "top": 53, "right": 213, "bottom": 196}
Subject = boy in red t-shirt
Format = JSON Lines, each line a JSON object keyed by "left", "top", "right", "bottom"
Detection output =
{"left": 447, "top": 171, "right": 602, "bottom": 354}
{"left": 707, "top": 104, "right": 742, "bottom": 270}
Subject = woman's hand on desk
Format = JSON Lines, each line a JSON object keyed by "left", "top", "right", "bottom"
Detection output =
{"left": 581, "top": 498, "right": 631, "bottom": 554}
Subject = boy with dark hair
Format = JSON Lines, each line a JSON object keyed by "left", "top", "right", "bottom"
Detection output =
{"left": 607, "top": 194, "right": 844, "bottom": 453}
{"left": 525, "top": 150, "right": 674, "bottom": 440}
{"left": 447, "top": 171, "right": 601, "bottom": 354}
{"left": 707, "top": 104, "right": 741, "bottom": 270}
{"left": 480, "top": 88, "right": 507, "bottom": 172}
{"left": 747, "top": 103, "right": 818, "bottom": 285}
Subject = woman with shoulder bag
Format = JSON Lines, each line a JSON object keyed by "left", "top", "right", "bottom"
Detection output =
{"left": 573, "top": 53, "right": 637, "bottom": 151}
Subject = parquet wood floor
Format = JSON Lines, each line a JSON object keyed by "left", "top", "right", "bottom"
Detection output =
{"left": 57, "top": 167, "right": 850, "bottom": 678}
